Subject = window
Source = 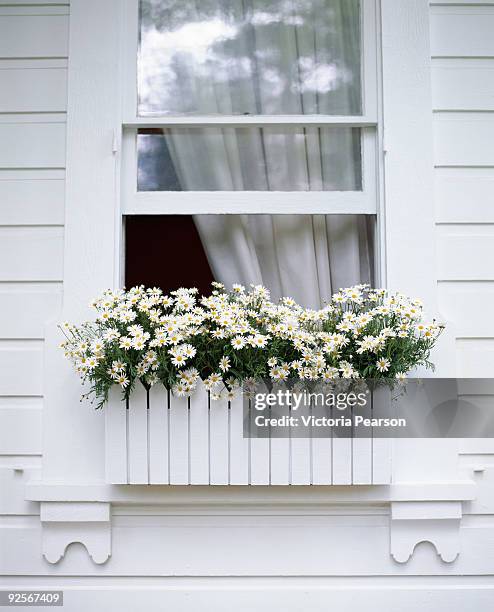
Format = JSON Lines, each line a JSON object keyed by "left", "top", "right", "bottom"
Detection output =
{"left": 121, "top": 0, "right": 380, "bottom": 303}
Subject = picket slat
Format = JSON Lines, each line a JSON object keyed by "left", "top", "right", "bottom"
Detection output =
{"left": 312, "top": 437, "right": 332, "bottom": 485}
{"left": 148, "top": 385, "right": 169, "bottom": 484}
{"left": 128, "top": 383, "right": 149, "bottom": 484}
{"left": 105, "top": 389, "right": 128, "bottom": 484}
{"left": 189, "top": 383, "right": 209, "bottom": 485}
{"left": 332, "top": 436, "right": 353, "bottom": 485}
{"left": 168, "top": 393, "right": 189, "bottom": 485}
{"left": 229, "top": 391, "right": 249, "bottom": 485}
{"left": 209, "top": 396, "right": 230, "bottom": 485}
{"left": 249, "top": 401, "right": 270, "bottom": 485}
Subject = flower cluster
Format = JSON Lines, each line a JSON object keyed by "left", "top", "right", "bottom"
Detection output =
{"left": 59, "top": 283, "right": 443, "bottom": 408}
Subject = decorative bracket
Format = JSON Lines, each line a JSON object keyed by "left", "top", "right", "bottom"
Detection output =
{"left": 40, "top": 502, "right": 111, "bottom": 564}
{"left": 390, "top": 501, "right": 462, "bottom": 563}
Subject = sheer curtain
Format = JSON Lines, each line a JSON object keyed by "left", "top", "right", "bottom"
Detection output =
{"left": 139, "top": 0, "right": 373, "bottom": 308}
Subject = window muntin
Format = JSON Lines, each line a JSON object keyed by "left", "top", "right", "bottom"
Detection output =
{"left": 138, "top": 0, "right": 362, "bottom": 116}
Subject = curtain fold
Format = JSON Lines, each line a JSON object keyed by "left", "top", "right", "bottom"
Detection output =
{"left": 144, "top": 0, "right": 372, "bottom": 308}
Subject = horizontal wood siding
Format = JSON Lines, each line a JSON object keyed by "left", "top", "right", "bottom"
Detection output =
{"left": 0, "top": 0, "right": 68, "bottom": 572}
{"left": 432, "top": 3, "right": 494, "bottom": 381}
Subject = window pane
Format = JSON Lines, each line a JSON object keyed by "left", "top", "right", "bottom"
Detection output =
{"left": 125, "top": 214, "right": 374, "bottom": 308}
{"left": 138, "top": 0, "right": 361, "bottom": 115}
{"left": 137, "top": 127, "right": 361, "bottom": 191}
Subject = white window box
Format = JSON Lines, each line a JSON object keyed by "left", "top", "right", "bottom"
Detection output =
{"left": 105, "top": 383, "right": 392, "bottom": 486}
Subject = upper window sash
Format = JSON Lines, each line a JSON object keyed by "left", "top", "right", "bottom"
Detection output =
{"left": 121, "top": 0, "right": 379, "bottom": 126}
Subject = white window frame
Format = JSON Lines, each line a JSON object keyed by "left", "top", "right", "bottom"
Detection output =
{"left": 119, "top": 0, "right": 380, "bottom": 218}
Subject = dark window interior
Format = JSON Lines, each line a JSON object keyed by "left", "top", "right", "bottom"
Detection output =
{"left": 125, "top": 215, "right": 214, "bottom": 295}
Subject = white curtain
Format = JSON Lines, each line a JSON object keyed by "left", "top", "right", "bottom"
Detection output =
{"left": 140, "top": 0, "right": 373, "bottom": 307}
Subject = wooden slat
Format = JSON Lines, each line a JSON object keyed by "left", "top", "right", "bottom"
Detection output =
{"left": 332, "top": 432, "right": 352, "bottom": 485}
{"left": 249, "top": 400, "right": 270, "bottom": 485}
{"left": 127, "top": 383, "right": 148, "bottom": 484}
{"left": 188, "top": 383, "right": 209, "bottom": 485}
{"left": 437, "top": 227, "right": 494, "bottom": 280}
{"left": 0, "top": 123, "right": 66, "bottom": 168}
{"left": 0, "top": 227, "right": 63, "bottom": 281}
{"left": 0, "top": 283, "right": 62, "bottom": 339}
{"left": 0, "top": 340, "right": 42, "bottom": 395}
{"left": 270, "top": 436, "right": 290, "bottom": 485}
{"left": 228, "top": 390, "right": 249, "bottom": 485}
{"left": 432, "top": 60, "right": 494, "bottom": 111}
{"left": 209, "top": 396, "right": 229, "bottom": 485}
{"left": 434, "top": 115, "right": 494, "bottom": 167}
{"left": 0, "top": 67, "right": 66, "bottom": 113}
{"left": 435, "top": 168, "right": 494, "bottom": 223}
{"left": 290, "top": 436, "right": 311, "bottom": 485}
{"left": 438, "top": 281, "right": 494, "bottom": 337}
{"left": 168, "top": 392, "right": 189, "bottom": 485}
{"left": 105, "top": 388, "right": 127, "bottom": 484}
{"left": 353, "top": 438, "right": 372, "bottom": 485}
{"left": 457, "top": 339, "right": 494, "bottom": 377}
{"left": 430, "top": 8, "right": 494, "bottom": 57}
{"left": 311, "top": 402, "right": 332, "bottom": 485}
{"left": 0, "top": 15, "right": 69, "bottom": 58}
{"left": 0, "top": 178, "right": 65, "bottom": 225}
{"left": 148, "top": 385, "right": 169, "bottom": 484}
{"left": 0, "top": 402, "right": 42, "bottom": 455}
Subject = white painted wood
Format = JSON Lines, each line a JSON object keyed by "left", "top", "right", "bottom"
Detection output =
{"left": 0, "top": 227, "right": 63, "bottom": 281}
{"left": 127, "top": 383, "right": 148, "bottom": 484}
{"left": 0, "top": 282, "right": 62, "bottom": 339}
{"left": 228, "top": 391, "right": 249, "bottom": 485}
{"left": 124, "top": 191, "right": 377, "bottom": 216}
{"left": 188, "top": 383, "right": 209, "bottom": 485}
{"left": 432, "top": 59, "right": 494, "bottom": 111}
{"left": 0, "top": 67, "right": 66, "bottom": 113}
{"left": 434, "top": 114, "right": 494, "bottom": 167}
{"left": 311, "top": 436, "right": 332, "bottom": 486}
{"left": 209, "top": 396, "right": 229, "bottom": 485}
{"left": 0, "top": 403, "right": 42, "bottom": 455}
{"left": 248, "top": 401, "right": 270, "bottom": 485}
{"left": 126, "top": 116, "right": 377, "bottom": 127}
{"left": 435, "top": 168, "right": 494, "bottom": 223}
{"left": 168, "top": 393, "right": 189, "bottom": 485}
{"left": 457, "top": 339, "right": 494, "bottom": 377}
{"left": 0, "top": 15, "right": 68, "bottom": 58}
{"left": 0, "top": 466, "right": 40, "bottom": 515}
{"left": 437, "top": 226, "right": 494, "bottom": 280}
{"left": 0, "top": 123, "right": 66, "bottom": 169}
{"left": 430, "top": 6, "right": 494, "bottom": 57}
{"left": 0, "top": 177, "right": 65, "bottom": 225}
{"left": 353, "top": 437, "right": 372, "bottom": 485}
{"left": 381, "top": 0, "right": 437, "bottom": 308}
{"left": 290, "top": 437, "right": 311, "bottom": 486}
{"left": 438, "top": 281, "right": 494, "bottom": 337}
{"left": 148, "top": 384, "right": 169, "bottom": 485}
{"left": 0, "top": 340, "right": 43, "bottom": 395}
{"left": 332, "top": 436, "right": 353, "bottom": 485}
{"left": 270, "top": 424, "right": 290, "bottom": 486}
{"left": 372, "top": 438, "right": 393, "bottom": 485}
{"left": 105, "top": 388, "right": 128, "bottom": 484}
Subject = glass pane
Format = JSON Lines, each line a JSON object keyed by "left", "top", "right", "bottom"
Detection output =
{"left": 137, "top": 127, "right": 361, "bottom": 191}
{"left": 138, "top": 0, "right": 361, "bottom": 115}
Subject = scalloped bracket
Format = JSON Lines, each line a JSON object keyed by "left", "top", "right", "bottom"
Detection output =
{"left": 390, "top": 501, "right": 462, "bottom": 563}
{"left": 40, "top": 502, "right": 111, "bottom": 564}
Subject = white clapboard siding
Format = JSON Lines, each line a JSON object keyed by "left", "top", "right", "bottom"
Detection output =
{"left": 0, "top": 15, "right": 69, "bottom": 58}
{"left": 434, "top": 115, "right": 494, "bottom": 167}
{"left": 0, "top": 227, "right": 63, "bottom": 281}
{"left": 432, "top": 60, "right": 494, "bottom": 111}
{"left": 0, "top": 123, "right": 66, "bottom": 168}
{"left": 457, "top": 339, "right": 494, "bottom": 378}
{"left": 0, "top": 340, "right": 43, "bottom": 396}
{"left": 0, "top": 400, "right": 42, "bottom": 455}
{"left": 0, "top": 282, "right": 62, "bottom": 339}
{"left": 0, "top": 176, "right": 65, "bottom": 225}
{"left": 106, "top": 387, "right": 391, "bottom": 486}
{"left": 437, "top": 226, "right": 494, "bottom": 280}
{"left": 435, "top": 168, "right": 494, "bottom": 223}
{"left": 438, "top": 282, "right": 494, "bottom": 337}
{"left": 430, "top": 6, "right": 494, "bottom": 57}
{"left": 0, "top": 68, "right": 67, "bottom": 113}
